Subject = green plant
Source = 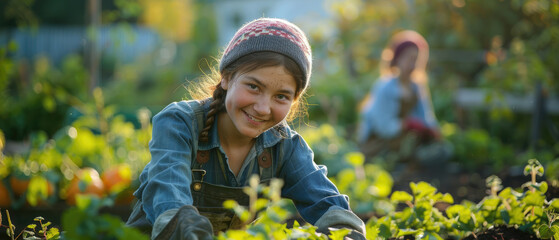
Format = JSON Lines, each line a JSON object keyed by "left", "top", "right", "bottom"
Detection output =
{"left": 0, "top": 54, "right": 89, "bottom": 141}
{"left": 329, "top": 152, "right": 394, "bottom": 215}
{"left": 545, "top": 158, "right": 559, "bottom": 188}
{"left": 454, "top": 159, "right": 558, "bottom": 238}
{"left": 1, "top": 210, "right": 60, "bottom": 240}
{"left": 219, "top": 175, "right": 355, "bottom": 240}
{"left": 299, "top": 123, "right": 359, "bottom": 176}
{"left": 0, "top": 87, "right": 151, "bottom": 209}
{"left": 371, "top": 181, "right": 454, "bottom": 239}
{"left": 538, "top": 209, "right": 559, "bottom": 240}
{"left": 442, "top": 122, "right": 516, "bottom": 172}
{"left": 365, "top": 159, "right": 559, "bottom": 239}
{"left": 61, "top": 195, "right": 148, "bottom": 240}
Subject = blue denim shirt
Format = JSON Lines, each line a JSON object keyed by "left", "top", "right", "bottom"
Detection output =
{"left": 357, "top": 76, "right": 439, "bottom": 143}
{"left": 134, "top": 99, "right": 352, "bottom": 225}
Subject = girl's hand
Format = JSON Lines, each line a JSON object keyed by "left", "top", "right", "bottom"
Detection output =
{"left": 403, "top": 118, "right": 427, "bottom": 133}
{"left": 153, "top": 205, "right": 214, "bottom": 240}
{"left": 317, "top": 225, "right": 366, "bottom": 240}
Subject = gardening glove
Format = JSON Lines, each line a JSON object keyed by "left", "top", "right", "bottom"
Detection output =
{"left": 317, "top": 225, "right": 366, "bottom": 240}
{"left": 315, "top": 206, "right": 366, "bottom": 240}
{"left": 404, "top": 118, "right": 440, "bottom": 142}
{"left": 403, "top": 118, "right": 427, "bottom": 133}
{"left": 152, "top": 205, "right": 213, "bottom": 240}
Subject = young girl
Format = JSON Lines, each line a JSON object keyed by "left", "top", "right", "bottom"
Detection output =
{"left": 126, "top": 18, "right": 365, "bottom": 239}
{"left": 357, "top": 30, "right": 452, "bottom": 183}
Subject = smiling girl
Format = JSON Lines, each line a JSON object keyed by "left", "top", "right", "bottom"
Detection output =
{"left": 126, "top": 18, "right": 365, "bottom": 240}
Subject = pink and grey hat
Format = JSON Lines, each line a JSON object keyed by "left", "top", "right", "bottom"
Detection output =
{"left": 219, "top": 18, "right": 313, "bottom": 91}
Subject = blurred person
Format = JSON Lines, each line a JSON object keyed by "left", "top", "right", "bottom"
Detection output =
{"left": 356, "top": 30, "right": 452, "bottom": 181}
{"left": 126, "top": 18, "right": 365, "bottom": 240}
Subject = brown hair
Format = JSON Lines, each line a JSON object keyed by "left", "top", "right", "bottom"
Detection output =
{"left": 189, "top": 52, "right": 308, "bottom": 142}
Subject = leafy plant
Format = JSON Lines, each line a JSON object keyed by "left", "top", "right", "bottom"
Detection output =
{"left": 219, "top": 175, "right": 355, "bottom": 240}
{"left": 442, "top": 122, "right": 516, "bottom": 172}
{"left": 61, "top": 195, "right": 148, "bottom": 240}
{"left": 371, "top": 181, "right": 454, "bottom": 239}
{"left": 299, "top": 123, "right": 359, "bottom": 176}
{"left": 365, "top": 159, "right": 559, "bottom": 239}
{"left": 329, "top": 152, "right": 394, "bottom": 215}
{"left": 0, "top": 210, "right": 60, "bottom": 240}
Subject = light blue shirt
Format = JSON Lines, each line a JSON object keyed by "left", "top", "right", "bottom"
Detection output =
{"left": 358, "top": 76, "right": 438, "bottom": 143}
{"left": 134, "top": 99, "right": 352, "bottom": 225}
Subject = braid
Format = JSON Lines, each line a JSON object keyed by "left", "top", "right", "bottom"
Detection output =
{"left": 199, "top": 84, "right": 226, "bottom": 142}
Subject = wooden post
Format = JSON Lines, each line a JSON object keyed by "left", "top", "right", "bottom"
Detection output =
{"left": 530, "top": 82, "right": 545, "bottom": 151}
{"left": 87, "top": 0, "right": 101, "bottom": 93}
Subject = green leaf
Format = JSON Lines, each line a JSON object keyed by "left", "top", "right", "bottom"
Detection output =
{"left": 551, "top": 225, "right": 559, "bottom": 239}
{"left": 373, "top": 170, "right": 393, "bottom": 198}
{"left": 538, "top": 181, "right": 548, "bottom": 193}
{"left": 27, "top": 176, "right": 49, "bottom": 206}
{"left": 46, "top": 227, "right": 60, "bottom": 239}
{"left": 397, "top": 228, "right": 422, "bottom": 237}
{"left": 481, "top": 197, "right": 500, "bottom": 211}
{"left": 500, "top": 209, "right": 510, "bottom": 224}
{"left": 328, "top": 228, "right": 351, "bottom": 240}
{"left": 345, "top": 152, "right": 365, "bottom": 167}
{"left": 523, "top": 191, "right": 545, "bottom": 206}
{"left": 539, "top": 224, "right": 552, "bottom": 239}
{"left": 223, "top": 199, "right": 237, "bottom": 209}
{"left": 549, "top": 198, "right": 559, "bottom": 211}
{"left": 365, "top": 225, "right": 379, "bottom": 240}
{"left": 508, "top": 207, "right": 524, "bottom": 225}
{"left": 254, "top": 199, "right": 269, "bottom": 212}
{"left": 27, "top": 224, "right": 37, "bottom": 230}
{"left": 422, "top": 231, "right": 444, "bottom": 240}
{"left": 391, "top": 191, "right": 413, "bottom": 202}
{"left": 414, "top": 201, "right": 433, "bottom": 222}
{"left": 410, "top": 182, "right": 437, "bottom": 200}
{"left": 75, "top": 194, "right": 93, "bottom": 210}
{"left": 440, "top": 193, "right": 454, "bottom": 204}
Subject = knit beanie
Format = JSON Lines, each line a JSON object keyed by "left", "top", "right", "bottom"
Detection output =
{"left": 219, "top": 18, "right": 312, "bottom": 91}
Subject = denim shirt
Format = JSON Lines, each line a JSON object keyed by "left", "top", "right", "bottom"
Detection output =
{"left": 134, "top": 99, "right": 354, "bottom": 226}
{"left": 357, "top": 76, "right": 439, "bottom": 143}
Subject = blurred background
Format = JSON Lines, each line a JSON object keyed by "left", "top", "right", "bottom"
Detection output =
{"left": 0, "top": 0, "right": 558, "bottom": 227}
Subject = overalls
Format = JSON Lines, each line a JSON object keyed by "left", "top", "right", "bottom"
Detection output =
{"left": 188, "top": 146, "right": 276, "bottom": 234}
{"left": 126, "top": 100, "right": 279, "bottom": 236}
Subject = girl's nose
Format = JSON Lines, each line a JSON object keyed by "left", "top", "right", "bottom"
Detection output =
{"left": 253, "top": 97, "right": 271, "bottom": 115}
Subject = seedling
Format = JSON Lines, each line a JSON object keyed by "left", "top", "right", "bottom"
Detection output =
{"left": 0, "top": 210, "right": 60, "bottom": 240}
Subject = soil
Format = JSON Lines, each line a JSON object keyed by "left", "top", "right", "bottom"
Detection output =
{"left": 391, "top": 162, "right": 559, "bottom": 205}
{"left": 389, "top": 226, "right": 541, "bottom": 240}
{"left": 462, "top": 226, "right": 541, "bottom": 240}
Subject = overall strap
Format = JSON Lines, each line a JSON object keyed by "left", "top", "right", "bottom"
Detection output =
{"left": 258, "top": 140, "right": 283, "bottom": 182}
{"left": 189, "top": 100, "right": 208, "bottom": 177}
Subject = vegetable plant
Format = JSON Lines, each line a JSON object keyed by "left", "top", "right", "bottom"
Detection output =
{"left": 1, "top": 211, "right": 60, "bottom": 240}
{"left": 61, "top": 195, "right": 148, "bottom": 240}
{"left": 219, "top": 175, "right": 355, "bottom": 240}
{"left": 370, "top": 181, "right": 454, "bottom": 239}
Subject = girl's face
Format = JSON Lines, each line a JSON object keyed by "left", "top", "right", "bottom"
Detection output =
{"left": 221, "top": 65, "right": 297, "bottom": 139}
{"left": 395, "top": 46, "right": 419, "bottom": 76}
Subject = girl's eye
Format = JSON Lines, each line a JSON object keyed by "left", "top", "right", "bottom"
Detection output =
{"left": 277, "top": 94, "right": 291, "bottom": 101}
{"left": 248, "top": 84, "right": 258, "bottom": 90}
